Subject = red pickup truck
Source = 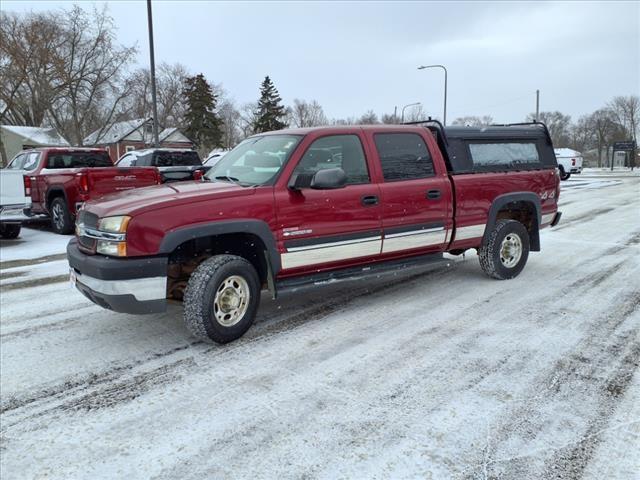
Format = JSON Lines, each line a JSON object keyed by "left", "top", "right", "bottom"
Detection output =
{"left": 8, "top": 147, "right": 160, "bottom": 234}
{"left": 68, "top": 121, "right": 561, "bottom": 343}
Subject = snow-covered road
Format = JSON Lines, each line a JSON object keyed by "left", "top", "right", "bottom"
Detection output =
{"left": 1, "top": 176, "right": 639, "bottom": 479}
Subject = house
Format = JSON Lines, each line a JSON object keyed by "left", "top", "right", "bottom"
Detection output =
{"left": 83, "top": 118, "right": 194, "bottom": 161}
{"left": 0, "top": 125, "right": 69, "bottom": 165}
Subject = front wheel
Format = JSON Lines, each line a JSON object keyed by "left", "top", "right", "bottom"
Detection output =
{"left": 50, "top": 197, "right": 73, "bottom": 234}
{"left": 0, "top": 223, "right": 21, "bottom": 239}
{"left": 478, "top": 219, "right": 530, "bottom": 280}
{"left": 183, "top": 255, "right": 261, "bottom": 343}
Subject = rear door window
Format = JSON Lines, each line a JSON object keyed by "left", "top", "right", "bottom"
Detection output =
{"left": 374, "top": 133, "right": 434, "bottom": 181}
{"left": 468, "top": 142, "right": 541, "bottom": 170}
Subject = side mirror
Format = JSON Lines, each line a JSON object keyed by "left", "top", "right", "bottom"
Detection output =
{"left": 310, "top": 168, "right": 347, "bottom": 189}
{"left": 288, "top": 173, "right": 314, "bottom": 190}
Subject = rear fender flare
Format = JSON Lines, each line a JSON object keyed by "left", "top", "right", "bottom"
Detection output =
{"left": 45, "top": 187, "right": 69, "bottom": 213}
{"left": 484, "top": 192, "right": 541, "bottom": 252}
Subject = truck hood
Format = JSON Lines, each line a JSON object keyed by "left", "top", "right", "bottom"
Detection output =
{"left": 84, "top": 180, "right": 255, "bottom": 218}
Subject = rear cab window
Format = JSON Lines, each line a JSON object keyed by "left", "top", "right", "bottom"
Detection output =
{"left": 47, "top": 151, "right": 112, "bottom": 168}
{"left": 152, "top": 151, "right": 202, "bottom": 167}
{"left": 374, "top": 133, "right": 435, "bottom": 181}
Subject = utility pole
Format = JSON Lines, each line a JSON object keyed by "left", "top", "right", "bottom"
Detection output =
{"left": 535, "top": 89, "right": 540, "bottom": 122}
{"left": 147, "top": 0, "right": 160, "bottom": 147}
{"left": 393, "top": 106, "right": 398, "bottom": 123}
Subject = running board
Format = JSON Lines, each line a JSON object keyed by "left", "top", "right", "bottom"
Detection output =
{"left": 274, "top": 253, "right": 453, "bottom": 298}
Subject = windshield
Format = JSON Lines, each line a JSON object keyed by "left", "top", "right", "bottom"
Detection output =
{"left": 47, "top": 151, "right": 112, "bottom": 168}
{"left": 205, "top": 135, "right": 302, "bottom": 186}
{"left": 154, "top": 151, "right": 202, "bottom": 167}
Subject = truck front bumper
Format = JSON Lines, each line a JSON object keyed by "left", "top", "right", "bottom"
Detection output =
{"left": 67, "top": 239, "right": 168, "bottom": 314}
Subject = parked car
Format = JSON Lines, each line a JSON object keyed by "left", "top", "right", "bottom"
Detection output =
{"left": 116, "top": 148, "right": 206, "bottom": 183}
{"left": 204, "top": 150, "right": 229, "bottom": 167}
{"left": 0, "top": 168, "right": 31, "bottom": 239}
{"left": 68, "top": 122, "right": 561, "bottom": 343}
{"left": 8, "top": 147, "right": 161, "bottom": 234}
{"left": 554, "top": 148, "right": 583, "bottom": 180}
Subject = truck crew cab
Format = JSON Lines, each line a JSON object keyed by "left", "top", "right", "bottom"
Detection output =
{"left": 68, "top": 121, "right": 562, "bottom": 343}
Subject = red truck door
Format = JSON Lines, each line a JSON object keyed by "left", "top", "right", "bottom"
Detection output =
{"left": 366, "top": 130, "right": 453, "bottom": 257}
{"left": 274, "top": 132, "right": 382, "bottom": 274}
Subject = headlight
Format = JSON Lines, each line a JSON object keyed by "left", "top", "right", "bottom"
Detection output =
{"left": 98, "top": 215, "right": 131, "bottom": 233}
{"left": 97, "top": 240, "right": 127, "bottom": 256}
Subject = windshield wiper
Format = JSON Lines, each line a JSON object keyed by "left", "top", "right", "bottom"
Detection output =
{"left": 214, "top": 175, "right": 241, "bottom": 185}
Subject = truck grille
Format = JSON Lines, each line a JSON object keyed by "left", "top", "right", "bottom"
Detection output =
{"left": 77, "top": 210, "right": 99, "bottom": 254}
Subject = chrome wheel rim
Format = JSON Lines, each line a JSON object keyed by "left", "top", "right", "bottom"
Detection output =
{"left": 500, "top": 233, "right": 522, "bottom": 268}
{"left": 213, "top": 275, "right": 250, "bottom": 327}
{"left": 52, "top": 203, "right": 64, "bottom": 229}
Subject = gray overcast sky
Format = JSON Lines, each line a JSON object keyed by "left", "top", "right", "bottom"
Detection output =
{"left": 4, "top": 1, "right": 640, "bottom": 123}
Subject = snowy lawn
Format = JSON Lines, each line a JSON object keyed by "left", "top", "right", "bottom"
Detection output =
{"left": 0, "top": 178, "right": 639, "bottom": 479}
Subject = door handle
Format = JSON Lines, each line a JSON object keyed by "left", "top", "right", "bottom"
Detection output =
{"left": 361, "top": 195, "right": 379, "bottom": 206}
{"left": 426, "top": 189, "right": 441, "bottom": 200}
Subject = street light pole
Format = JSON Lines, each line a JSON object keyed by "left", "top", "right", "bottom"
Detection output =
{"left": 147, "top": 0, "right": 159, "bottom": 147}
{"left": 417, "top": 64, "right": 447, "bottom": 125}
{"left": 401, "top": 102, "right": 421, "bottom": 123}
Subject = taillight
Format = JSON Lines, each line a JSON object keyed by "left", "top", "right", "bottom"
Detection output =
{"left": 77, "top": 173, "right": 89, "bottom": 193}
{"left": 23, "top": 176, "right": 31, "bottom": 196}
{"left": 193, "top": 170, "right": 204, "bottom": 181}
{"left": 571, "top": 158, "right": 576, "bottom": 166}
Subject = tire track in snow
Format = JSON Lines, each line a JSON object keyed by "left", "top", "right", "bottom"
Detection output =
{"left": 462, "top": 288, "right": 640, "bottom": 480}
{"left": 0, "top": 253, "right": 67, "bottom": 270}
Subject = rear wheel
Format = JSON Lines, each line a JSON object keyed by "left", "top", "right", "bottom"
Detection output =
{"left": 0, "top": 224, "right": 21, "bottom": 239}
{"left": 559, "top": 166, "right": 571, "bottom": 181}
{"left": 50, "top": 197, "right": 73, "bottom": 234}
{"left": 478, "top": 219, "right": 530, "bottom": 280}
{"left": 183, "top": 255, "right": 261, "bottom": 343}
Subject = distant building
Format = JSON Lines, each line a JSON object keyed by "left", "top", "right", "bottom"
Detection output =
{"left": 83, "top": 118, "right": 194, "bottom": 161}
{"left": 0, "top": 125, "right": 69, "bottom": 165}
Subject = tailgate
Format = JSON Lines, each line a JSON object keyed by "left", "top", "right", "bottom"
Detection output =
{"left": 0, "top": 170, "right": 29, "bottom": 206}
{"left": 86, "top": 167, "right": 159, "bottom": 195}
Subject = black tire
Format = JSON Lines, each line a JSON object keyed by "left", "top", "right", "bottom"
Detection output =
{"left": 0, "top": 223, "right": 21, "bottom": 239}
{"left": 50, "top": 197, "right": 73, "bottom": 234}
{"left": 478, "top": 219, "right": 530, "bottom": 280}
{"left": 183, "top": 254, "right": 261, "bottom": 343}
{"left": 559, "top": 167, "right": 571, "bottom": 181}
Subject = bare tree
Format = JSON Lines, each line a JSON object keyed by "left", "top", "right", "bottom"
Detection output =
{"left": 587, "top": 109, "right": 626, "bottom": 167}
{"left": 238, "top": 102, "right": 259, "bottom": 139}
{"left": 526, "top": 111, "right": 572, "bottom": 146}
{"left": 452, "top": 115, "right": 494, "bottom": 127}
{"left": 607, "top": 95, "right": 639, "bottom": 143}
{"left": 358, "top": 110, "right": 379, "bottom": 124}
{"left": 125, "top": 62, "right": 189, "bottom": 128}
{"left": 381, "top": 113, "right": 400, "bottom": 124}
{"left": 288, "top": 99, "right": 328, "bottom": 128}
{"left": 46, "top": 5, "right": 137, "bottom": 145}
{"left": 0, "top": 11, "right": 67, "bottom": 126}
{"left": 568, "top": 114, "right": 595, "bottom": 153}
{"left": 217, "top": 98, "right": 243, "bottom": 149}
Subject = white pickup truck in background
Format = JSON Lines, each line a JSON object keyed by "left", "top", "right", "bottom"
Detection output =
{"left": 554, "top": 148, "right": 584, "bottom": 180}
{"left": 0, "top": 169, "right": 30, "bottom": 239}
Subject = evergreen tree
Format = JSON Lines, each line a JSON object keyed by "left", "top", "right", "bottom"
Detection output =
{"left": 253, "top": 76, "right": 287, "bottom": 133}
{"left": 182, "top": 74, "right": 223, "bottom": 150}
